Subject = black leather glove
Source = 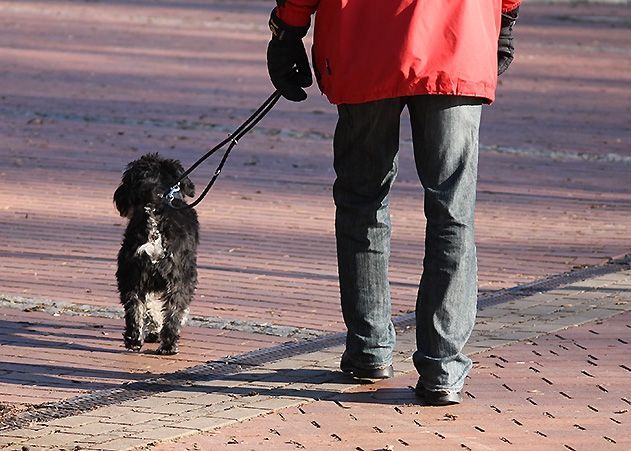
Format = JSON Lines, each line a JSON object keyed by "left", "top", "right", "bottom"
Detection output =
{"left": 267, "top": 9, "right": 312, "bottom": 102}
{"left": 498, "top": 7, "right": 519, "bottom": 75}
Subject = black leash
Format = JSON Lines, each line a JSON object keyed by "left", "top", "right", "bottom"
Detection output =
{"left": 163, "top": 90, "right": 282, "bottom": 209}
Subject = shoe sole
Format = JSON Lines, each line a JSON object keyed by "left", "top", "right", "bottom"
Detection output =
{"left": 414, "top": 386, "right": 462, "bottom": 406}
{"left": 340, "top": 364, "right": 394, "bottom": 381}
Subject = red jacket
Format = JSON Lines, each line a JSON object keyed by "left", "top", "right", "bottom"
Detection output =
{"left": 277, "top": 0, "right": 521, "bottom": 105}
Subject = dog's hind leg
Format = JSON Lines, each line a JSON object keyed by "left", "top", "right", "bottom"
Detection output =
{"left": 144, "top": 292, "right": 164, "bottom": 343}
{"left": 122, "top": 293, "right": 146, "bottom": 351}
{"left": 156, "top": 291, "right": 191, "bottom": 355}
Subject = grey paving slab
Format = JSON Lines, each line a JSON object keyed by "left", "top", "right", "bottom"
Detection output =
{"left": 242, "top": 396, "right": 308, "bottom": 411}
{"left": 158, "top": 416, "right": 236, "bottom": 432}
{"left": 211, "top": 406, "right": 270, "bottom": 421}
{"left": 1, "top": 426, "right": 59, "bottom": 440}
{"left": 26, "top": 431, "right": 89, "bottom": 448}
{"left": 187, "top": 378, "right": 249, "bottom": 390}
{"left": 69, "top": 420, "right": 128, "bottom": 436}
{"left": 46, "top": 414, "right": 103, "bottom": 428}
{"left": 127, "top": 425, "right": 198, "bottom": 441}
{"left": 130, "top": 402, "right": 203, "bottom": 416}
{"left": 99, "top": 410, "right": 165, "bottom": 425}
{"left": 170, "top": 392, "right": 234, "bottom": 406}
{"left": 93, "top": 436, "right": 149, "bottom": 451}
{"left": 121, "top": 396, "right": 176, "bottom": 409}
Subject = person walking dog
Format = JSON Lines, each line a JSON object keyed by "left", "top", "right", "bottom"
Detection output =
{"left": 266, "top": 0, "right": 521, "bottom": 405}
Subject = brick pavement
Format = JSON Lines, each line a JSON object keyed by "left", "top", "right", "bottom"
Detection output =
{"left": 1, "top": 266, "right": 629, "bottom": 450}
{"left": 0, "top": 0, "right": 630, "bottom": 449}
{"left": 166, "top": 309, "right": 630, "bottom": 451}
{"left": 1, "top": 0, "right": 630, "bottom": 318}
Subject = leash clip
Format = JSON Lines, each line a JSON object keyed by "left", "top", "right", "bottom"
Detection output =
{"left": 164, "top": 183, "right": 181, "bottom": 208}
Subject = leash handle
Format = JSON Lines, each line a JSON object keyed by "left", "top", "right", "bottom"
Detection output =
{"left": 164, "top": 90, "right": 282, "bottom": 209}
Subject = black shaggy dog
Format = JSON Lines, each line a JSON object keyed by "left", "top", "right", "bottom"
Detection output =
{"left": 114, "top": 153, "right": 198, "bottom": 355}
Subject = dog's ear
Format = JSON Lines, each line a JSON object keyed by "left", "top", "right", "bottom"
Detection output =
{"left": 113, "top": 172, "right": 132, "bottom": 217}
{"left": 114, "top": 162, "right": 136, "bottom": 218}
{"left": 164, "top": 158, "right": 195, "bottom": 198}
{"left": 113, "top": 184, "right": 130, "bottom": 217}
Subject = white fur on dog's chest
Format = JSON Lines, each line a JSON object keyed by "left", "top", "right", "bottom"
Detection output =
{"left": 136, "top": 206, "right": 167, "bottom": 264}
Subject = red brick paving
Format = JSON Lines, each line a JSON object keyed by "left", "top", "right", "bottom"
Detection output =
{"left": 0, "top": 0, "right": 630, "bottom": 408}
{"left": 158, "top": 311, "right": 631, "bottom": 451}
{"left": 0, "top": 307, "right": 286, "bottom": 404}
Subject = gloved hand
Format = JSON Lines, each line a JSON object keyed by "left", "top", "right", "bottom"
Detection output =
{"left": 267, "top": 8, "right": 312, "bottom": 102}
{"left": 498, "top": 7, "right": 519, "bottom": 75}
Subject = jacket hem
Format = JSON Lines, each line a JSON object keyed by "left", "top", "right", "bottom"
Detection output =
{"left": 322, "top": 86, "right": 495, "bottom": 106}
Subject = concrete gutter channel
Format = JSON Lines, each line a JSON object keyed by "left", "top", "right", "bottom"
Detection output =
{"left": 1, "top": 255, "right": 629, "bottom": 437}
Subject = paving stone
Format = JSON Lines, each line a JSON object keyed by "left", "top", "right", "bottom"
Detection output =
{"left": 512, "top": 320, "right": 561, "bottom": 333}
{"left": 160, "top": 415, "right": 237, "bottom": 432}
{"left": 173, "top": 392, "right": 233, "bottom": 406}
{"left": 485, "top": 330, "right": 543, "bottom": 341}
{"left": 1, "top": 426, "right": 60, "bottom": 440}
{"left": 154, "top": 406, "right": 213, "bottom": 422}
{"left": 1, "top": 445, "right": 46, "bottom": 451}
{"left": 288, "top": 350, "right": 342, "bottom": 364}
{"left": 264, "top": 382, "right": 323, "bottom": 398}
{"left": 212, "top": 406, "right": 270, "bottom": 421}
{"left": 73, "top": 433, "right": 124, "bottom": 446}
{"left": 216, "top": 369, "right": 271, "bottom": 383}
{"left": 536, "top": 289, "right": 576, "bottom": 300}
{"left": 466, "top": 338, "right": 520, "bottom": 349}
{"left": 46, "top": 414, "right": 103, "bottom": 428}
{"left": 99, "top": 410, "right": 165, "bottom": 425}
{"left": 70, "top": 420, "right": 126, "bottom": 436}
{"left": 473, "top": 320, "right": 511, "bottom": 332}
{"left": 120, "top": 396, "right": 174, "bottom": 409}
{"left": 0, "top": 436, "right": 25, "bottom": 447}
{"left": 247, "top": 380, "right": 292, "bottom": 390}
{"left": 190, "top": 378, "right": 248, "bottom": 390}
{"left": 476, "top": 308, "right": 513, "bottom": 319}
{"left": 25, "top": 431, "right": 88, "bottom": 448}
{"left": 127, "top": 425, "right": 198, "bottom": 441}
{"left": 517, "top": 304, "right": 564, "bottom": 316}
{"left": 464, "top": 343, "right": 499, "bottom": 354}
{"left": 392, "top": 359, "right": 416, "bottom": 374}
{"left": 600, "top": 302, "right": 631, "bottom": 311}
{"left": 244, "top": 396, "right": 309, "bottom": 411}
{"left": 86, "top": 405, "right": 154, "bottom": 418}
{"left": 92, "top": 436, "right": 149, "bottom": 451}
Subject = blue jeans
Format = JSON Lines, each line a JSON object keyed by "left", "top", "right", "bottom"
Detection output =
{"left": 333, "top": 95, "right": 482, "bottom": 391}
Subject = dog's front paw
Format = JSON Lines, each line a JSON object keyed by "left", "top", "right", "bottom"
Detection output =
{"left": 156, "top": 343, "right": 179, "bottom": 355}
{"left": 123, "top": 334, "right": 143, "bottom": 352}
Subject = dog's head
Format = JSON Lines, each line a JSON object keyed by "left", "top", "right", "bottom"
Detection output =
{"left": 113, "top": 153, "right": 195, "bottom": 217}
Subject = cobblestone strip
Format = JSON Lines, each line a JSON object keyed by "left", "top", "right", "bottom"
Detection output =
{"left": 1, "top": 269, "right": 629, "bottom": 450}
{"left": 0, "top": 295, "right": 326, "bottom": 340}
